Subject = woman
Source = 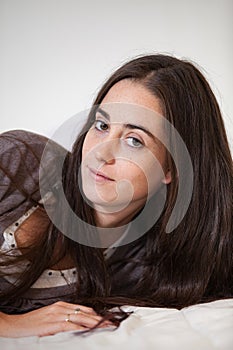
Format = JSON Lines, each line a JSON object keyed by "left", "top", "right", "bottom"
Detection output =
{"left": 0, "top": 54, "right": 232, "bottom": 337}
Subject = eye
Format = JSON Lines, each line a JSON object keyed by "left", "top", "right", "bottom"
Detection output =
{"left": 95, "top": 120, "right": 109, "bottom": 131}
{"left": 126, "top": 137, "right": 143, "bottom": 148}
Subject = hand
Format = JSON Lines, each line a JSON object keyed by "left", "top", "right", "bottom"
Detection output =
{"left": 0, "top": 301, "right": 113, "bottom": 338}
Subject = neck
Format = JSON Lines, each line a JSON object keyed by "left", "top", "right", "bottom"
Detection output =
{"left": 94, "top": 200, "right": 144, "bottom": 227}
{"left": 93, "top": 203, "right": 142, "bottom": 248}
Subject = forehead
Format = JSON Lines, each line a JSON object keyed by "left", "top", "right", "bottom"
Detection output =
{"left": 101, "top": 79, "right": 162, "bottom": 113}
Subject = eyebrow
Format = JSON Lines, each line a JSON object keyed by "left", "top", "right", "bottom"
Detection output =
{"left": 96, "top": 107, "right": 158, "bottom": 142}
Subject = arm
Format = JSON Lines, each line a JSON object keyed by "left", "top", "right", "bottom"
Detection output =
{"left": 0, "top": 301, "right": 112, "bottom": 338}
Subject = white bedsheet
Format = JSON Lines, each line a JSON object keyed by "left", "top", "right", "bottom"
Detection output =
{"left": 1, "top": 298, "right": 233, "bottom": 350}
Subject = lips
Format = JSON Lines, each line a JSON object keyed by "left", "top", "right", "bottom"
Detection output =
{"left": 88, "top": 167, "right": 115, "bottom": 182}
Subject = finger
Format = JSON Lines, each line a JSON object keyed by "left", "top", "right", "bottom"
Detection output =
{"left": 66, "top": 312, "right": 110, "bottom": 328}
{"left": 67, "top": 311, "right": 103, "bottom": 325}
{"left": 54, "top": 302, "right": 98, "bottom": 316}
{"left": 44, "top": 306, "right": 103, "bottom": 326}
{"left": 45, "top": 302, "right": 113, "bottom": 328}
{"left": 72, "top": 305, "right": 98, "bottom": 316}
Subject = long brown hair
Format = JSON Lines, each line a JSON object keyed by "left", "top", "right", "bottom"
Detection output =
{"left": 0, "top": 54, "right": 232, "bottom": 315}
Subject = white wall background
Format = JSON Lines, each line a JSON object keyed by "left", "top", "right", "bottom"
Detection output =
{"left": 0, "top": 0, "right": 232, "bottom": 151}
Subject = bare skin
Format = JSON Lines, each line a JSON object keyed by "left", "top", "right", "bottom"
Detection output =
{"left": 0, "top": 301, "right": 112, "bottom": 338}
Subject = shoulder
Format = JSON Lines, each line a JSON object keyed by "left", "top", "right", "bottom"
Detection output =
{"left": 0, "top": 129, "right": 49, "bottom": 155}
{"left": 0, "top": 130, "right": 67, "bottom": 228}
{"left": 0, "top": 130, "right": 51, "bottom": 194}
{"left": 0, "top": 129, "right": 67, "bottom": 172}
{"left": 0, "top": 130, "right": 47, "bottom": 237}
{"left": 0, "top": 129, "right": 48, "bottom": 141}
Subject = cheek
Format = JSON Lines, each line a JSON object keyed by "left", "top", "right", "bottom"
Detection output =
{"left": 121, "top": 163, "right": 148, "bottom": 198}
{"left": 128, "top": 158, "right": 165, "bottom": 197}
{"left": 82, "top": 132, "right": 96, "bottom": 159}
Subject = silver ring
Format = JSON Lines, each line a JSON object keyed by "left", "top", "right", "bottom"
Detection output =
{"left": 74, "top": 307, "right": 81, "bottom": 314}
{"left": 65, "top": 313, "right": 71, "bottom": 322}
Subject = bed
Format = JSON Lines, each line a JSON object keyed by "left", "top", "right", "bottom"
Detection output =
{"left": 1, "top": 298, "right": 233, "bottom": 350}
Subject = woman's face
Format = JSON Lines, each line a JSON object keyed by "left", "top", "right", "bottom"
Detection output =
{"left": 81, "top": 79, "right": 171, "bottom": 216}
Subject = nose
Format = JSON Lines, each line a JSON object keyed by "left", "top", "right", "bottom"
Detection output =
{"left": 95, "top": 139, "right": 118, "bottom": 164}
